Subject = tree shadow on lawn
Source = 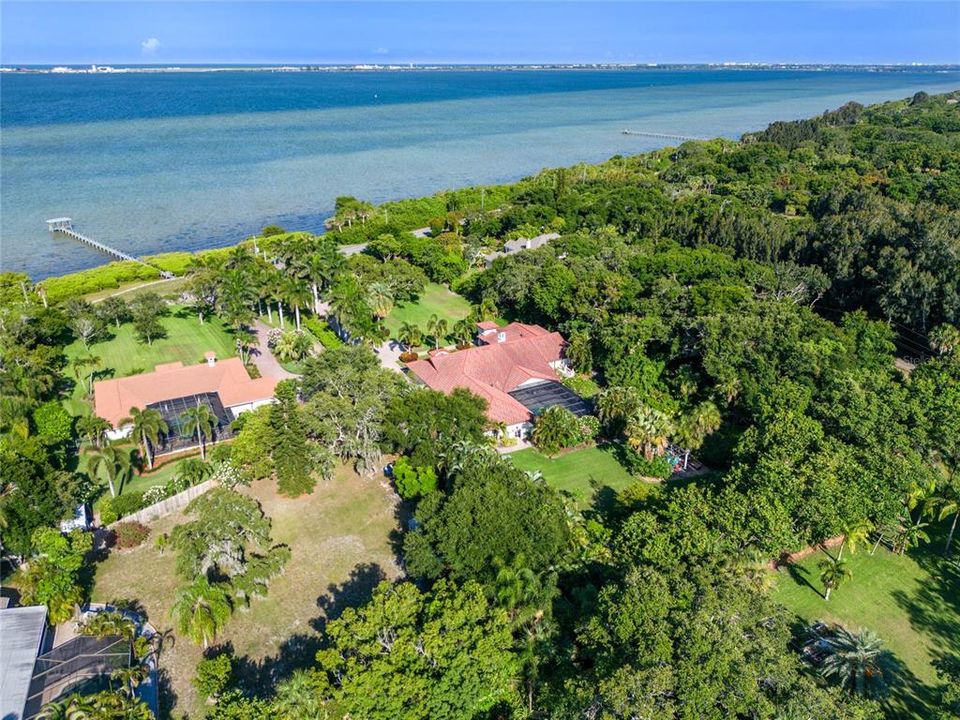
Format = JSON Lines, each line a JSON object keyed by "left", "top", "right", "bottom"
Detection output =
{"left": 313, "top": 561, "right": 388, "bottom": 631}
{"left": 891, "top": 540, "right": 960, "bottom": 659}
{"left": 783, "top": 561, "right": 824, "bottom": 599}
{"left": 227, "top": 562, "right": 389, "bottom": 698}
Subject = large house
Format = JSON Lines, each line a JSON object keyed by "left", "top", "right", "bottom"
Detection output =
{"left": 484, "top": 232, "right": 560, "bottom": 267}
{"left": 406, "top": 322, "right": 589, "bottom": 438}
{"left": 94, "top": 353, "right": 276, "bottom": 450}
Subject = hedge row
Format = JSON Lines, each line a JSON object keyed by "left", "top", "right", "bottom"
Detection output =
{"left": 38, "top": 246, "right": 242, "bottom": 303}
{"left": 302, "top": 316, "right": 344, "bottom": 349}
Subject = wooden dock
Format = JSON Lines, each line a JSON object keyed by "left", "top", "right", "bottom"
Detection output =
{"left": 46, "top": 218, "right": 174, "bottom": 278}
{"left": 621, "top": 130, "right": 706, "bottom": 142}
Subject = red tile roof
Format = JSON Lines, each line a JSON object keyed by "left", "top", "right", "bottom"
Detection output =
{"left": 407, "top": 324, "right": 566, "bottom": 425}
{"left": 94, "top": 357, "right": 277, "bottom": 427}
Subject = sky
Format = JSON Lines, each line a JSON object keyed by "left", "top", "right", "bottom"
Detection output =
{"left": 2, "top": 1, "right": 958, "bottom": 66}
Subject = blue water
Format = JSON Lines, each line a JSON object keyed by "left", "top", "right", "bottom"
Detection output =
{"left": 2, "top": 68, "right": 958, "bottom": 279}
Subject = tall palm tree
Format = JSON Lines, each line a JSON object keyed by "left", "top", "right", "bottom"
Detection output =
{"left": 397, "top": 321, "right": 422, "bottom": 351}
{"left": 367, "top": 281, "right": 395, "bottom": 319}
{"left": 426, "top": 314, "right": 448, "bottom": 350}
{"left": 72, "top": 354, "right": 102, "bottom": 396}
{"left": 87, "top": 445, "right": 133, "bottom": 498}
{"left": 837, "top": 518, "right": 874, "bottom": 561}
{"left": 819, "top": 626, "right": 891, "bottom": 698}
{"left": 596, "top": 386, "right": 643, "bottom": 435}
{"left": 625, "top": 407, "right": 674, "bottom": 461}
{"left": 76, "top": 415, "right": 111, "bottom": 449}
{"left": 674, "top": 400, "right": 721, "bottom": 470}
{"left": 819, "top": 556, "right": 851, "bottom": 601}
{"left": 120, "top": 407, "right": 168, "bottom": 470}
{"left": 171, "top": 577, "right": 233, "bottom": 649}
{"left": 180, "top": 402, "right": 217, "bottom": 461}
{"left": 282, "top": 277, "right": 312, "bottom": 331}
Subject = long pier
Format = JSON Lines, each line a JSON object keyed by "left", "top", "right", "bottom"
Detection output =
{"left": 621, "top": 130, "right": 706, "bottom": 142}
{"left": 46, "top": 218, "right": 174, "bottom": 278}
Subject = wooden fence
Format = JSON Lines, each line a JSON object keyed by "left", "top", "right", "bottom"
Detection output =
{"left": 109, "top": 479, "right": 217, "bottom": 527}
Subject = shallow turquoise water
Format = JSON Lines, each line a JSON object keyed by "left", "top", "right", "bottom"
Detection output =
{"left": 2, "top": 69, "right": 957, "bottom": 279}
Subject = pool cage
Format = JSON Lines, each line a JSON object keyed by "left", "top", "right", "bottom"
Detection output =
{"left": 148, "top": 391, "right": 237, "bottom": 456}
{"left": 22, "top": 635, "right": 131, "bottom": 718}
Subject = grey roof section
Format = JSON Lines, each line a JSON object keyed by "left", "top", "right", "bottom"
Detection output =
{"left": 0, "top": 606, "right": 47, "bottom": 720}
{"left": 509, "top": 380, "right": 592, "bottom": 418}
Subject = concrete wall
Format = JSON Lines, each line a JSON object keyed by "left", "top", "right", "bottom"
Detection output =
{"left": 109, "top": 479, "right": 217, "bottom": 527}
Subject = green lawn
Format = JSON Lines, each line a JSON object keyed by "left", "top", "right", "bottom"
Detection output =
{"left": 507, "top": 444, "right": 638, "bottom": 508}
{"left": 773, "top": 526, "right": 960, "bottom": 719}
{"left": 64, "top": 306, "right": 237, "bottom": 415}
{"left": 92, "top": 466, "right": 403, "bottom": 718}
{"left": 384, "top": 282, "right": 472, "bottom": 344}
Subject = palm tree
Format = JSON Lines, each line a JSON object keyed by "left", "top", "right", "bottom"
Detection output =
{"left": 273, "top": 670, "right": 326, "bottom": 720}
{"left": 426, "top": 314, "right": 448, "bottom": 350}
{"left": 282, "top": 277, "right": 311, "bottom": 331}
{"left": 928, "top": 461, "right": 960, "bottom": 556}
{"left": 892, "top": 517, "right": 930, "bottom": 555}
{"left": 180, "top": 402, "right": 217, "bottom": 461}
{"left": 79, "top": 611, "right": 137, "bottom": 640}
{"left": 71, "top": 354, "right": 102, "bottom": 396}
{"left": 367, "top": 281, "right": 395, "bottom": 320}
{"left": 112, "top": 665, "right": 149, "bottom": 699}
{"left": 397, "top": 321, "right": 422, "bottom": 351}
{"left": 819, "top": 556, "right": 851, "bottom": 601}
{"left": 76, "top": 415, "right": 111, "bottom": 449}
{"left": 625, "top": 407, "right": 674, "bottom": 461}
{"left": 87, "top": 445, "right": 133, "bottom": 498}
{"left": 674, "top": 400, "right": 721, "bottom": 470}
{"left": 273, "top": 330, "right": 311, "bottom": 362}
{"left": 120, "top": 407, "right": 168, "bottom": 470}
{"left": 171, "top": 577, "right": 232, "bottom": 649}
{"left": 818, "top": 626, "right": 891, "bottom": 698}
{"left": 837, "top": 519, "right": 874, "bottom": 561}
{"left": 596, "top": 386, "right": 643, "bottom": 435}
{"left": 451, "top": 318, "right": 474, "bottom": 347}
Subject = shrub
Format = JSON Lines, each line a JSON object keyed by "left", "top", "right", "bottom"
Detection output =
{"left": 210, "top": 460, "right": 247, "bottom": 490}
{"left": 302, "top": 316, "right": 343, "bottom": 349}
{"left": 399, "top": 351, "right": 419, "bottom": 363}
{"left": 193, "top": 653, "right": 233, "bottom": 700}
{"left": 114, "top": 521, "right": 151, "bottom": 549}
{"left": 142, "top": 485, "right": 171, "bottom": 505}
{"left": 618, "top": 447, "right": 673, "bottom": 480}
{"left": 562, "top": 375, "right": 600, "bottom": 399}
{"left": 392, "top": 457, "right": 438, "bottom": 500}
{"left": 39, "top": 261, "right": 160, "bottom": 303}
{"left": 32, "top": 401, "right": 73, "bottom": 443}
{"left": 532, "top": 406, "right": 583, "bottom": 456}
{"left": 266, "top": 327, "right": 284, "bottom": 349}
{"left": 578, "top": 415, "right": 601, "bottom": 442}
{"left": 100, "top": 492, "right": 146, "bottom": 525}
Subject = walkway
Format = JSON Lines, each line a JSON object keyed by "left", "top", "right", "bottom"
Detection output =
{"left": 251, "top": 320, "right": 298, "bottom": 381}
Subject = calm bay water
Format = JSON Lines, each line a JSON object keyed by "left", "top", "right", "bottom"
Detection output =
{"left": 2, "top": 68, "right": 958, "bottom": 279}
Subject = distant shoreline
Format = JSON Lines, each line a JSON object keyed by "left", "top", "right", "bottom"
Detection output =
{"left": 3, "top": 62, "right": 959, "bottom": 75}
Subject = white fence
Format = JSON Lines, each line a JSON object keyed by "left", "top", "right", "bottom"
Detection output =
{"left": 108, "top": 479, "right": 217, "bottom": 527}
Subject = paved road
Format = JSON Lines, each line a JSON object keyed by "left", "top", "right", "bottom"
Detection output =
{"left": 252, "top": 320, "right": 298, "bottom": 380}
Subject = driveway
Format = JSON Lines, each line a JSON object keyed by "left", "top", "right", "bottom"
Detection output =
{"left": 375, "top": 338, "right": 406, "bottom": 374}
{"left": 252, "top": 320, "right": 298, "bottom": 381}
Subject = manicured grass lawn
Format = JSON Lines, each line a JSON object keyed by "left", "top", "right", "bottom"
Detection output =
{"left": 63, "top": 306, "right": 237, "bottom": 414}
{"left": 91, "top": 465, "right": 403, "bottom": 718}
{"left": 507, "top": 444, "right": 638, "bottom": 508}
{"left": 773, "top": 526, "right": 960, "bottom": 719}
{"left": 384, "top": 282, "right": 472, "bottom": 344}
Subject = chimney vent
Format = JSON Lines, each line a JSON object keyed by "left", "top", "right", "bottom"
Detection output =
{"left": 204, "top": 351, "right": 217, "bottom": 367}
{"left": 497, "top": 331, "right": 507, "bottom": 343}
